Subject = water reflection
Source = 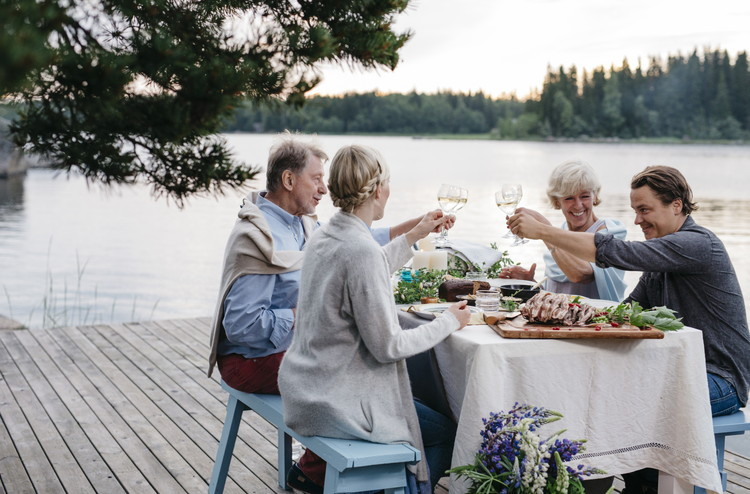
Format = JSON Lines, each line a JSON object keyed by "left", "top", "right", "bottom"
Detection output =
{"left": 2, "top": 136, "right": 750, "bottom": 329}
{"left": 0, "top": 174, "right": 25, "bottom": 248}
{"left": 0, "top": 173, "right": 24, "bottom": 209}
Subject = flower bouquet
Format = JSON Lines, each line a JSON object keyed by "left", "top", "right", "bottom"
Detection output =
{"left": 448, "top": 403, "right": 606, "bottom": 494}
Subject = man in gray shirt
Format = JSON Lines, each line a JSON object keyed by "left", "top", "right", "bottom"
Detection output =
{"left": 509, "top": 165, "right": 749, "bottom": 493}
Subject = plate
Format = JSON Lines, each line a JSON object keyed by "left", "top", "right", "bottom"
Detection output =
{"left": 404, "top": 303, "right": 482, "bottom": 320}
{"left": 488, "top": 278, "right": 536, "bottom": 289}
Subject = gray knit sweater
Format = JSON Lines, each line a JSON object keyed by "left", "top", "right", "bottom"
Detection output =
{"left": 278, "top": 211, "right": 459, "bottom": 482}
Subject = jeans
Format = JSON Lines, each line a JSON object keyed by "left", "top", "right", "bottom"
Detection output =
{"left": 415, "top": 399, "right": 456, "bottom": 491}
{"left": 708, "top": 372, "right": 741, "bottom": 416}
{"left": 622, "top": 373, "right": 741, "bottom": 494}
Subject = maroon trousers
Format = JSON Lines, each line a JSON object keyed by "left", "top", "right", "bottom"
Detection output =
{"left": 217, "top": 353, "right": 327, "bottom": 485}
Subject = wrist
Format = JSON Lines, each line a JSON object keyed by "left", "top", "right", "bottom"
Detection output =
{"left": 405, "top": 228, "right": 424, "bottom": 246}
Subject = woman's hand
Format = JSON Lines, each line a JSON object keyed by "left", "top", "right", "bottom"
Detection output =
{"left": 500, "top": 263, "right": 536, "bottom": 281}
{"left": 446, "top": 300, "right": 471, "bottom": 329}
{"left": 405, "top": 209, "right": 449, "bottom": 245}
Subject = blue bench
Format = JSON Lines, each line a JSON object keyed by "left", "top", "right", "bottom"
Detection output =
{"left": 209, "top": 380, "right": 421, "bottom": 494}
{"left": 694, "top": 407, "right": 750, "bottom": 494}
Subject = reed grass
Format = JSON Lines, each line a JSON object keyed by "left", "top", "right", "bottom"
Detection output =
{"left": 2, "top": 243, "right": 161, "bottom": 329}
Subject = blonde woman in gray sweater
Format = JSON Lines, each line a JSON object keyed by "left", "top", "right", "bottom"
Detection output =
{"left": 278, "top": 145, "right": 470, "bottom": 494}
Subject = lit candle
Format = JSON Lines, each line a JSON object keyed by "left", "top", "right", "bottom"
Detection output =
{"left": 429, "top": 250, "right": 448, "bottom": 270}
{"left": 417, "top": 237, "right": 436, "bottom": 251}
{"left": 412, "top": 251, "right": 431, "bottom": 270}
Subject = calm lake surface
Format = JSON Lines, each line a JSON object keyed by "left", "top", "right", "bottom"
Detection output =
{"left": 2, "top": 135, "right": 750, "bottom": 329}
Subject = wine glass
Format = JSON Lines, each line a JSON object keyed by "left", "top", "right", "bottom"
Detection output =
{"left": 496, "top": 184, "right": 528, "bottom": 246}
{"left": 435, "top": 184, "right": 466, "bottom": 246}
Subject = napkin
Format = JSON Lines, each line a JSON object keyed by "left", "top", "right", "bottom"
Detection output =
{"left": 440, "top": 239, "right": 507, "bottom": 270}
{"left": 403, "top": 305, "right": 485, "bottom": 325}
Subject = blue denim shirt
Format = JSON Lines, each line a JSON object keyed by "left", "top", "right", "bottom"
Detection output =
{"left": 219, "top": 194, "right": 391, "bottom": 359}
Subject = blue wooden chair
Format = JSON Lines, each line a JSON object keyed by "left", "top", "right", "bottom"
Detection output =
{"left": 209, "top": 380, "right": 421, "bottom": 494}
{"left": 694, "top": 407, "right": 750, "bottom": 494}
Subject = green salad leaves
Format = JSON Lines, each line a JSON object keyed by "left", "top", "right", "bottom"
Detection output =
{"left": 592, "top": 301, "right": 685, "bottom": 331}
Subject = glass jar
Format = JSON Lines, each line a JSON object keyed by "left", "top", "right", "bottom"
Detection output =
{"left": 475, "top": 289, "right": 500, "bottom": 311}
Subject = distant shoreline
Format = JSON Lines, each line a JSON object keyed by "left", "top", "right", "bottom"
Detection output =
{"left": 223, "top": 131, "right": 750, "bottom": 146}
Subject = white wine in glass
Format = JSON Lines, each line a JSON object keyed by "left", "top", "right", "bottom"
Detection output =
{"left": 435, "top": 184, "right": 465, "bottom": 246}
{"left": 496, "top": 184, "right": 527, "bottom": 245}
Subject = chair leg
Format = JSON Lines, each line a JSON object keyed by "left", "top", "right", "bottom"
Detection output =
{"left": 209, "top": 396, "right": 246, "bottom": 494}
{"left": 323, "top": 466, "right": 339, "bottom": 494}
{"left": 278, "top": 429, "right": 292, "bottom": 489}
{"left": 715, "top": 434, "right": 728, "bottom": 492}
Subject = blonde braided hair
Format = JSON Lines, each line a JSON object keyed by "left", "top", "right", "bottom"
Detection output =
{"left": 328, "top": 145, "right": 390, "bottom": 213}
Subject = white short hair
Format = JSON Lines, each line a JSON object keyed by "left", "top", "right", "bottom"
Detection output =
{"left": 546, "top": 160, "right": 602, "bottom": 209}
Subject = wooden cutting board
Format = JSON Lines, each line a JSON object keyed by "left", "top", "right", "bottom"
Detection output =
{"left": 490, "top": 321, "right": 664, "bottom": 339}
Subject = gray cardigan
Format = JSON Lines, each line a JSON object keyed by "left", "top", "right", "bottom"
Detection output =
{"left": 278, "top": 211, "right": 459, "bottom": 483}
{"left": 595, "top": 216, "right": 750, "bottom": 405}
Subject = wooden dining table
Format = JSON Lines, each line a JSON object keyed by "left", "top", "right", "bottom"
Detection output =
{"left": 427, "top": 311, "right": 723, "bottom": 494}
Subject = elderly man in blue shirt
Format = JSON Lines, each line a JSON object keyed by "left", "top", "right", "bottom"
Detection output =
{"left": 207, "top": 134, "right": 452, "bottom": 494}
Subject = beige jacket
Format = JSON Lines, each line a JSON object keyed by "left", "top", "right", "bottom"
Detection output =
{"left": 207, "top": 192, "right": 316, "bottom": 376}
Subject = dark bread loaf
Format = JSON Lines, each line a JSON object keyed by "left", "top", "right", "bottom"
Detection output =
{"left": 438, "top": 279, "right": 491, "bottom": 302}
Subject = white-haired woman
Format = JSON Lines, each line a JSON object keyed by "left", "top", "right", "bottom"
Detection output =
{"left": 278, "top": 145, "right": 470, "bottom": 494}
{"left": 500, "top": 160, "right": 627, "bottom": 301}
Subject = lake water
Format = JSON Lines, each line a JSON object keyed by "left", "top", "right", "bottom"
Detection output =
{"left": 2, "top": 135, "right": 750, "bottom": 329}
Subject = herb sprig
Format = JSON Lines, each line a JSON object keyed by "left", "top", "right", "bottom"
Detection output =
{"left": 394, "top": 268, "right": 446, "bottom": 304}
{"left": 592, "top": 301, "right": 684, "bottom": 331}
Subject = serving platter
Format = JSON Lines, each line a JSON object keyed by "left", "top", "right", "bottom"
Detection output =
{"left": 489, "top": 320, "right": 664, "bottom": 339}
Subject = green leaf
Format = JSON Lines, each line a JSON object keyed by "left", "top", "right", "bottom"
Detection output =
{"left": 653, "top": 318, "right": 684, "bottom": 331}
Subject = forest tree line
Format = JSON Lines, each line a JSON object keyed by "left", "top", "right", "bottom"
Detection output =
{"left": 224, "top": 48, "right": 750, "bottom": 141}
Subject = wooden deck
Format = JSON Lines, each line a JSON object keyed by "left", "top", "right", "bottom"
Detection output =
{"left": 0, "top": 317, "right": 748, "bottom": 493}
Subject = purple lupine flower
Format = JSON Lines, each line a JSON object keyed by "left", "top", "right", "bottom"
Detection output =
{"left": 455, "top": 404, "right": 602, "bottom": 493}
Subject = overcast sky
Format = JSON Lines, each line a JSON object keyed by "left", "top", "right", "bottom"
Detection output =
{"left": 310, "top": 0, "right": 750, "bottom": 99}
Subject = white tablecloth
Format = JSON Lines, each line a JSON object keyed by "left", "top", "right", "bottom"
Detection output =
{"left": 434, "top": 325, "right": 723, "bottom": 493}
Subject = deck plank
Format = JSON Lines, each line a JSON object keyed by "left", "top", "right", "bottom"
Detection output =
{"left": 122, "top": 320, "right": 280, "bottom": 453}
{"left": 143, "top": 318, "right": 280, "bottom": 447}
{"left": 15, "top": 328, "right": 148, "bottom": 493}
{"left": 4, "top": 330, "right": 121, "bottom": 494}
{"left": 727, "top": 452, "right": 750, "bottom": 492}
{"left": 65, "top": 322, "right": 211, "bottom": 493}
{"left": 0, "top": 336, "right": 65, "bottom": 493}
{"left": 136, "top": 319, "right": 285, "bottom": 490}
{"left": 44, "top": 325, "right": 188, "bottom": 493}
{"left": 0, "top": 404, "right": 33, "bottom": 492}
{"left": 3, "top": 317, "right": 750, "bottom": 494}
{"left": 89, "top": 321, "right": 279, "bottom": 491}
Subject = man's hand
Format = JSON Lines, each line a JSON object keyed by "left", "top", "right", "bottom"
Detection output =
{"left": 514, "top": 207, "right": 551, "bottom": 225}
{"left": 507, "top": 209, "right": 549, "bottom": 240}
{"left": 500, "top": 263, "right": 536, "bottom": 281}
{"left": 405, "top": 209, "right": 449, "bottom": 245}
{"left": 436, "top": 213, "right": 456, "bottom": 233}
{"left": 446, "top": 300, "right": 471, "bottom": 329}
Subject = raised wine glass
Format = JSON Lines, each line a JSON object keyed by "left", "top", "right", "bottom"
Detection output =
{"left": 435, "top": 184, "right": 465, "bottom": 247}
{"left": 496, "top": 184, "right": 528, "bottom": 246}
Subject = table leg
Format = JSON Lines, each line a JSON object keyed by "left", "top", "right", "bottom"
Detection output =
{"left": 658, "top": 471, "right": 694, "bottom": 494}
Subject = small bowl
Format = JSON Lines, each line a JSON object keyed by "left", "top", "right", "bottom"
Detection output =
{"left": 500, "top": 284, "right": 540, "bottom": 302}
